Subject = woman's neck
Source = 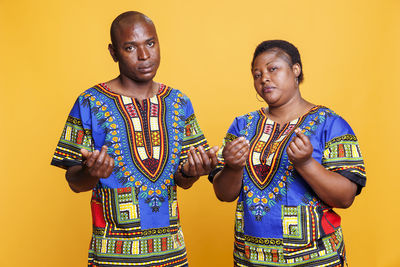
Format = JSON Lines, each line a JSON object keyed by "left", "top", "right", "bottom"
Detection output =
{"left": 265, "top": 96, "right": 314, "bottom": 125}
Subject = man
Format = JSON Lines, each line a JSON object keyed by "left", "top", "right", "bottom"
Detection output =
{"left": 51, "top": 11, "right": 217, "bottom": 266}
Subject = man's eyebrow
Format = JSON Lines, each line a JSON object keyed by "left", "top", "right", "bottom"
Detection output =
{"left": 123, "top": 37, "right": 156, "bottom": 46}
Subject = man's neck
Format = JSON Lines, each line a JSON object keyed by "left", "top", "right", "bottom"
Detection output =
{"left": 107, "top": 75, "right": 158, "bottom": 101}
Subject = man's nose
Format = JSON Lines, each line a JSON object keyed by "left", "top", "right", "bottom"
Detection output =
{"left": 137, "top": 46, "right": 150, "bottom": 60}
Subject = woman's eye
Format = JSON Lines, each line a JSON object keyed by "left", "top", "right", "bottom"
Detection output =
{"left": 269, "top": 67, "right": 277, "bottom": 72}
{"left": 254, "top": 73, "right": 261, "bottom": 79}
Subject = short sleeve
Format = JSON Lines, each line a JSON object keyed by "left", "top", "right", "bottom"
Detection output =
{"left": 51, "top": 96, "right": 94, "bottom": 169}
{"left": 321, "top": 116, "right": 366, "bottom": 194}
{"left": 179, "top": 95, "right": 210, "bottom": 163}
{"left": 208, "top": 116, "right": 248, "bottom": 182}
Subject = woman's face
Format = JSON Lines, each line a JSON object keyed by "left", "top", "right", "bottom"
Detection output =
{"left": 252, "top": 49, "right": 301, "bottom": 107}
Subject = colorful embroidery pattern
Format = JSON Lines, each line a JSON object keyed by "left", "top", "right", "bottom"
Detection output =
{"left": 211, "top": 106, "right": 364, "bottom": 266}
{"left": 52, "top": 115, "right": 93, "bottom": 168}
{"left": 322, "top": 134, "right": 365, "bottom": 179}
{"left": 180, "top": 113, "right": 209, "bottom": 160}
{"left": 52, "top": 83, "right": 209, "bottom": 266}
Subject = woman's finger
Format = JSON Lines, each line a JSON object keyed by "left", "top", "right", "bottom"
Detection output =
{"left": 296, "top": 129, "right": 311, "bottom": 146}
{"left": 231, "top": 141, "right": 250, "bottom": 157}
{"left": 288, "top": 141, "right": 301, "bottom": 155}
{"left": 293, "top": 136, "right": 306, "bottom": 151}
{"left": 287, "top": 146, "right": 294, "bottom": 158}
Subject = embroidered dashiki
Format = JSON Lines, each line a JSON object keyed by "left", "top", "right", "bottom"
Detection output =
{"left": 51, "top": 83, "right": 209, "bottom": 267}
{"left": 209, "top": 106, "right": 366, "bottom": 267}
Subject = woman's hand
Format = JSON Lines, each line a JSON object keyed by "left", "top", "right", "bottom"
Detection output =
{"left": 223, "top": 137, "right": 250, "bottom": 170}
{"left": 181, "top": 145, "right": 219, "bottom": 177}
{"left": 287, "top": 128, "right": 313, "bottom": 166}
{"left": 212, "top": 137, "right": 249, "bottom": 202}
{"left": 287, "top": 128, "right": 357, "bottom": 208}
{"left": 81, "top": 145, "right": 114, "bottom": 179}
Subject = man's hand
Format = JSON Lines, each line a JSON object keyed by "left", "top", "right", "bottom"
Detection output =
{"left": 182, "top": 145, "right": 219, "bottom": 177}
{"left": 81, "top": 145, "right": 114, "bottom": 179}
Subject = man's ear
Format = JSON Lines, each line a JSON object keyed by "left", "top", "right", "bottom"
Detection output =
{"left": 108, "top": 44, "right": 118, "bottom": 62}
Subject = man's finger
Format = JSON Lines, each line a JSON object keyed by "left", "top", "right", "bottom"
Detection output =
{"left": 105, "top": 156, "right": 115, "bottom": 177}
{"left": 207, "top": 146, "right": 219, "bottom": 167}
{"left": 186, "top": 149, "right": 197, "bottom": 175}
{"left": 95, "top": 146, "right": 108, "bottom": 168}
{"left": 86, "top": 149, "right": 100, "bottom": 167}
{"left": 190, "top": 147, "right": 202, "bottom": 173}
{"left": 198, "top": 146, "right": 211, "bottom": 170}
{"left": 81, "top": 148, "right": 90, "bottom": 159}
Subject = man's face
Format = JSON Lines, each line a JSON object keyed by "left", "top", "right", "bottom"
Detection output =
{"left": 110, "top": 20, "right": 160, "bottom": 83}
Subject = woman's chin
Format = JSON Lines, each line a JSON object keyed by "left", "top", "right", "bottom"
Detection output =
{"left": 263, "top": 96, "right": 279, "bottom": 106}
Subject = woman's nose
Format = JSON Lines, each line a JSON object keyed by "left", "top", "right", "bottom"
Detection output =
{"left": 262, "top": 72, "right": 270, "bottom": 83}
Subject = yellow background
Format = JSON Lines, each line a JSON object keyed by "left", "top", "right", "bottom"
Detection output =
{"left": 1, "top": 0, "right": 399, "bottom": 266}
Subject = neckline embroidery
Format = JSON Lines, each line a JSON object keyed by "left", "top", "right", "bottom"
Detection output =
{"left": 246, "top": 106, "right": 321, "bottom": 190}
{"left": 97, "top": 83, "right": 170, "bottom": 182}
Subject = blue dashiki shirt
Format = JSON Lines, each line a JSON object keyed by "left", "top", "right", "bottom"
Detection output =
{"left": 209, "top": 106, "right": 366, "bottom": 267}
{"left": 51, "top": 83, "right": 209, "bottom": 267}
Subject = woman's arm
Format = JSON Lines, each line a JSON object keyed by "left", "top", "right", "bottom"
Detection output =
{"left": 287, "top": 129, "right": 357, "bottom": 208}
{"left": 212, "top": 137, "right": 250, "bottom": 202}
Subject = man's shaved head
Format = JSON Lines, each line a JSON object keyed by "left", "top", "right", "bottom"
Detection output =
{"left": 110, "top": 11, "right": 155, "bottom": 47}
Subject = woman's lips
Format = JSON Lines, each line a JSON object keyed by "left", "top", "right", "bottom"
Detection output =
{"left": 262, "top": 86, "right": 275, "bottom": 93}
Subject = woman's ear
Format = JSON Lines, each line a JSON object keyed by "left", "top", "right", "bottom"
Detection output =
{"left": 292, "top": 63, "right": 301, "bottom": 78}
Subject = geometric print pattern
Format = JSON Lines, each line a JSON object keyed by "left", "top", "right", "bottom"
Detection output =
{"left": 111, "top": 84, "right": 169, "bottom": 182}
{"left": 88, "top": 187, "right": 187, "bottom": 266}
{"left": 322, "top": 134, "right": 366, "bottom": 182}
{"left": 89, "top": 227, "right": 187, "bottom": 266}
{"left": 246, "top": 113, "right": 306, "bottom": 190}
{"left": 52, "top": 115, "right": 93, "bottom": 168}
{"left": 180, "top": 113, "right": 210, "bottom": 162}
{"left": 218, "top": 106, "right": 363, "bottom": 267}
{"left": 51, "top": 83, "right": 210, "bottom": 267}
{"left": 234, "top": 202, "right": 345, "bottom": 266}
{"left": 282, "top": 206, "right": 323, "bottom": 250}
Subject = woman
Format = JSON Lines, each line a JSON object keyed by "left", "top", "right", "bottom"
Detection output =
{"left": 210, "top": 40, "right": 366, "bottom": 266}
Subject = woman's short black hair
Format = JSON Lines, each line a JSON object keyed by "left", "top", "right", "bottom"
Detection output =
{"left": 251, "top": 40, "right": 304, "bottom": 83}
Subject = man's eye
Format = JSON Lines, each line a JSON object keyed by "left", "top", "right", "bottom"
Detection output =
{"left": 148, "top": 41, "right": 155, "bottom": 47}
{"left": 269, "top": 67, "right": 277, "bottom": 72}
{"left": 125, "top": 46, "right": 134, "bottom": 51}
